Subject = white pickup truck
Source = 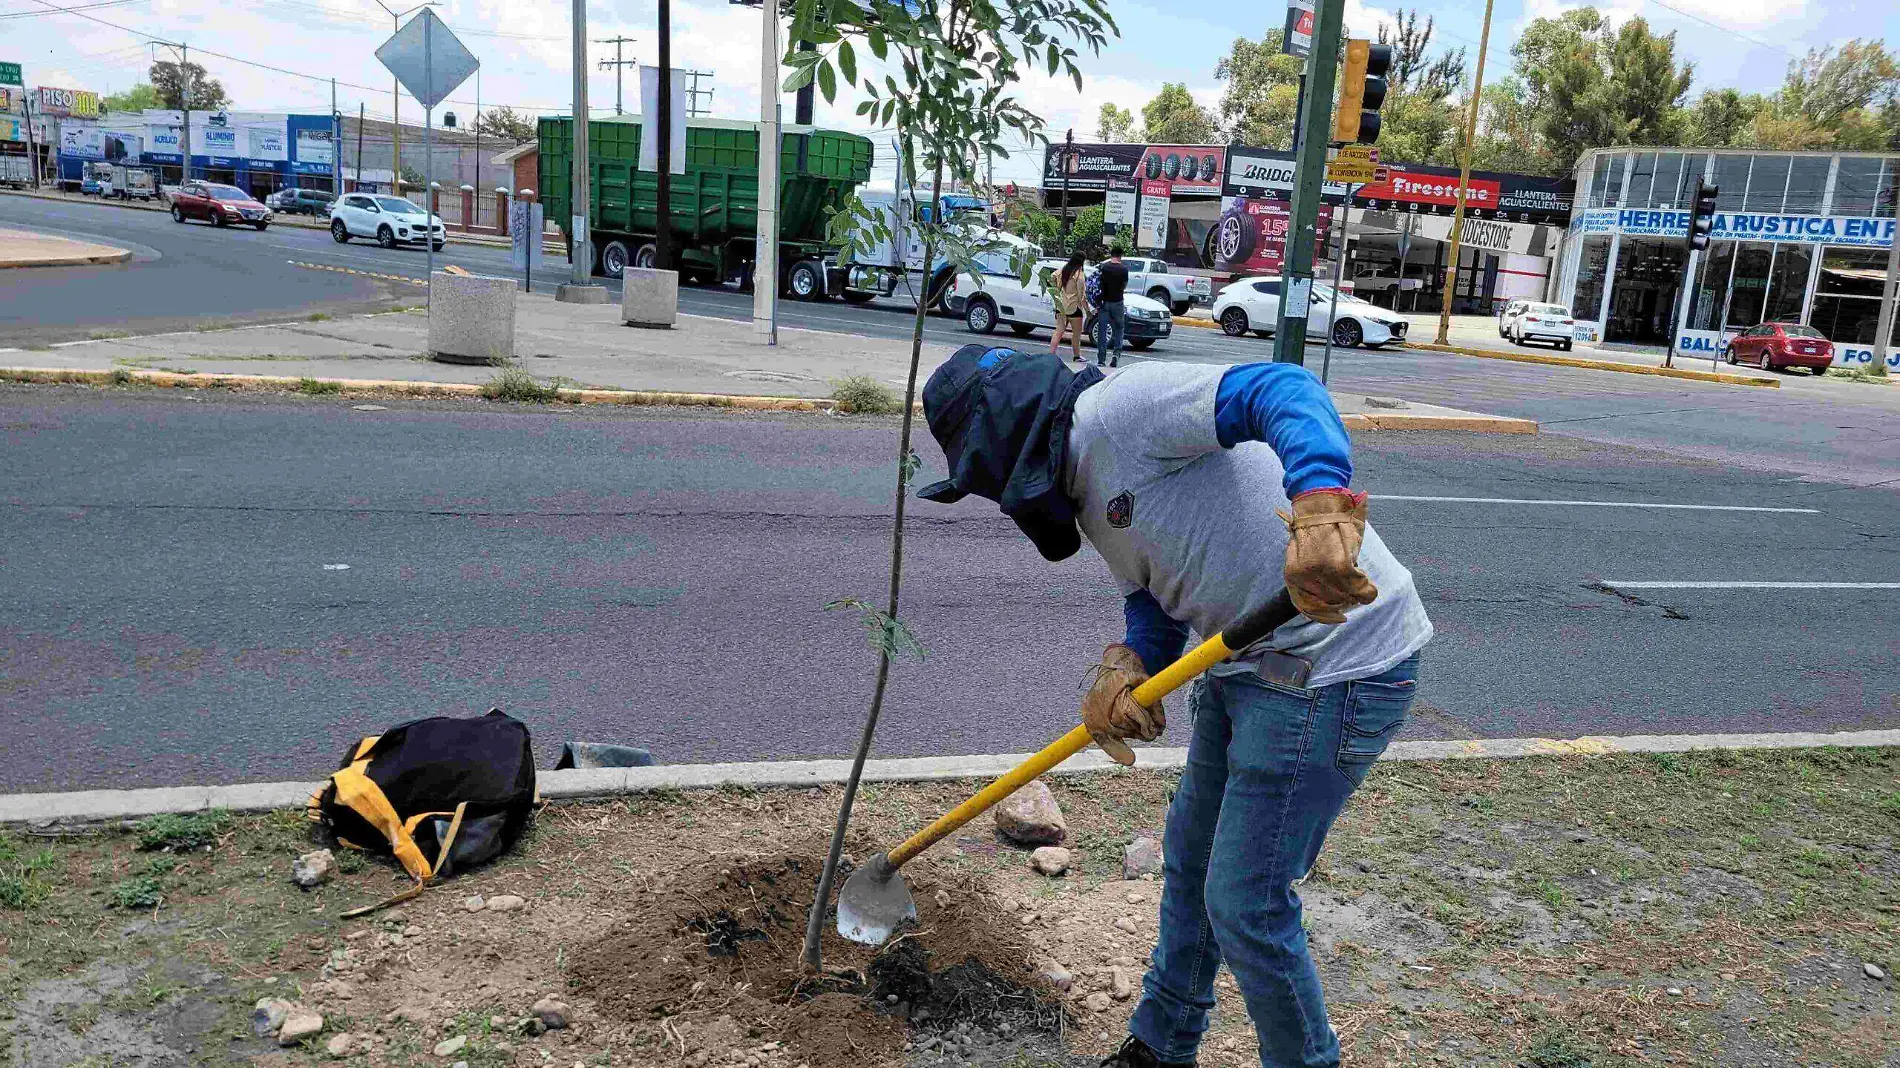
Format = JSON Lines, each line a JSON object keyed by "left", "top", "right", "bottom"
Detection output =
{"left": 1119, "top": 255, "right": 1210, "bottom": 315}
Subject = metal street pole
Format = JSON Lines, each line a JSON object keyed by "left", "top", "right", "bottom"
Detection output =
{"left": 179, "top": 44, "right": 191, "bottom": 183}
{"left": 655, "top": 0, "right": 674, "bottom": 271}
{"left": 1319, "top": 184, "right": 1356, "bottom": 384}
{"left": 1060, "top": 128, "right": 1072, "bottom": 237}
{"left": 1433, "top": 0, "right": 1495, "bottom": 346}
{"left": 1870, "top": 181, "right": 1899, "bottom": 378}
{"left": 1273, "top": 0, "right": 1344, "bottom": 365}
{"left": 21, "top": 82, "right": 40, "bottom": 189}
{"left": 473, "top": 68, "right": 480, "bottom": 213}
{"left": 331, "top": 78, "right": 341, "bottom": 195}
{"left": 754, "top": 0, "right": 781, "bottom": 345}
{"left": 355, "top": 103, "right": 366, "bottom": 192}
{"left": 557, "top": 0, "right": 603, "bottom": 299}
{"left": 376, "top": 1, "right": 439, "bottom": 194}
{"left": 423, "top": 14, "right": 436, "bottom": 296}
{"left": 596, "top": 36, "right": 636, "bottom": 115}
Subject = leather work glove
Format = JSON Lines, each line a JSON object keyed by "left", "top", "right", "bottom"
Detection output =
{"left": 1280, "top": 488, "right": 1380, "bottom": 624}
{"left": 1081, "top": 644, "right": 1165, "bottom": 766}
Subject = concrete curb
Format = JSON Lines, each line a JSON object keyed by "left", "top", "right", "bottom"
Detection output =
{"left": 1173, "top": 315, "right": 1220, "bottom": 331}
{"left": 5, "top": 727, "right": 1895, "bottom": 826}
{"left": 0, "top": 247, "right": 133, "bottom": 269}
{"left": 0, "top": 366, "right": 1540, "bottom": 432}
{"left": 1405, "top": 340, "right": 1780, "bottom": 387}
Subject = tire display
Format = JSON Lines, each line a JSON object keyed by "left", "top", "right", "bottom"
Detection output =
{"left": 1214, "top": 207, "right": 1257, "bottom": 269}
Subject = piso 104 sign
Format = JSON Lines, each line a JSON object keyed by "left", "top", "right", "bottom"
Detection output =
{"left": 1579, "top": 208, "right": 1895, "bottom": 247}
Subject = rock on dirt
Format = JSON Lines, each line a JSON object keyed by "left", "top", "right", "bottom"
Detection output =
{"left": 252, "top": 997, "right": 294, "bottom": 1038}
{"left": 1113, "top": 916, "right": 1140, "bottom": 935}
{"left": 1110, "top": 967, "right": 1133, "bottom": 1000}
{"left": 325, "top": 1032, "right": 356, "bottom": 1056}
{"left": 291, "top": 849, "right": 336, "bottom": 889}
{"left": 434, "top": 1033, "right": 468, "bottom": 1056}
{"left": 463, "top": 894, "right": 485, "bottom": 912}
{"left": 532, "top": 996, "right": 570, "bottom": 1030}
{"left": 1866, "top": 962, "right": 1887, "bottom": 980}
{"left": 485, "top": 894, "right": 526, "bottom": 912}
{"left": 278, "top": 1007, "right": 324, "bottom": 1046}
{"left": 1030, "top": 846, "right": 1071, "bottom": 876}
{"left": 994, "top": 782, "right": 1066, "bottom": 846}
{"left": 1039, "top": 961, "right": 1073, "bottom": 992}
{"left": 1084, "top": 992, "right": 1112, "bottom": 1012}
{"left": 1123, "top": 834, "right": 1163, "bottom": 879}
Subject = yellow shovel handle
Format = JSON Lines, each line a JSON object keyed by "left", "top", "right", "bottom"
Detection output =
{"left": 883, "top": 591, "right": 1294, "bottom": 869}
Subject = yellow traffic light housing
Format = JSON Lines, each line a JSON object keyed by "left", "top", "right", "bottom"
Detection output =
{"left": 1332, "top": 39, "right": 1392, "bottom": 145}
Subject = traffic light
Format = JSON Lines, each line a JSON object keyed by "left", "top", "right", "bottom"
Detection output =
{"left": 1685, "top": 178, "right": 1719, "bottom": 251}
{"left": 1332, "top": 39, "right": 1393, "bottom": 145}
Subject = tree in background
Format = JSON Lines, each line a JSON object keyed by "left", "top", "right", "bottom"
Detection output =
{"left": 1469, "top": 77, "right": 1552, "bottom": 173}
{"left": 1372, "top": 10, "right": 1467, "bottom": 166}
{"left": 1139, "top": 82, "right": 1218, "bottom": 144}
{"left": 103, "top": 84, "right": 162, "bottom": 115}
{"left": 1680, "top": 88, "right": 1767, "bottom": 148}
{"left": 149, "top": 60, "right": 229, "bottom": 112}
{"left": 1096, "top": 102, "right": 1135, "bottom": 141}
{"left": 1213, "top": 29, "right": 1304, "bottom": 148}
{"left": 475, "top": 105, "right": 536, "bottom": 143}
{"left": 1512, "top": 10, "right": 1691, "bottom": 173}
{"left": 1751, "top": 41, "right": 1898, "bottom": 151}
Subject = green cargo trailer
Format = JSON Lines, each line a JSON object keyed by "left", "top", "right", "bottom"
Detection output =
{"left": 537, "top": 115, "right": 881, "bottom": 296}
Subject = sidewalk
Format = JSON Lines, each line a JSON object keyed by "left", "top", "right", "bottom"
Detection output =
{"left": 0, "top": 743, "right": 1891, "bottom": 1066}
{"left": 2, "top": 289, "right": 1538, "bottom": 432}
{"left": 0, "top": 226, "right": 131, "bottom": 268}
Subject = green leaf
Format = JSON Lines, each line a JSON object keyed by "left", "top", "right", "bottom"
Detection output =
{"left": 838, "top": 39, "right": 858, "bottom": 86}
{"left": 817, "top": 59, "right": 837, "bottom": 103}
{"left": 868, "top": 26, "right": 889, "bottom": 61}
{"left": 782, "top": 66, "right": 815, "bottom": 93}
{"left": 1046, "top": 45, "right": 1060, "bottom": 77}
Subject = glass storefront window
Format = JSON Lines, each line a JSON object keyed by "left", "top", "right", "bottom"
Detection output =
{"left": 1833, "top": 157, "right": 1885, "bottom": 215}
{"left": 1744, "top": 156, "right": 1791, "bottom": 213}
{"left": 1882, "top": 160, "right": 1899, "bottom": 218}
{"left": 1713, "top": 155, "right": 1751, "bottom": 211}
{"left": 1786, "top": 157, "right": 1829, "bottom": 214}
{"left": 1651, "top": 153, "right": 1688, "bottom": 208}
{"left": 1606, "top": 238, "right": 1688, "bottom": 342}
{"left": 1690, "top": 241, "right": 1734, "bottom": 331}
{"left": 1627, "top": 152, "right": 1657, "bottom": 207}
{"left": 1810, "top": 245, "right": 1893, "bottom": 344}
{"left": 1590, "top": 153, "right": 1624, "bottom": 208}
{"left": 1573, "top": 235, "right": 1611, "bottom": 323}
{"left": 1764, "top": 243, "right": 1811, "bottom": 323}
{"left": 1725, "top": 243, "right": 1774, "bottom": 329}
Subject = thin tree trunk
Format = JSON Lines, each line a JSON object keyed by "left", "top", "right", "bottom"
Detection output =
{"left": 802, "top": 144, "right": 950, "bottom": 973}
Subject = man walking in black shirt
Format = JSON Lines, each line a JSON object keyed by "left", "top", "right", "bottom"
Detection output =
{"left": 1095, "top": 248, "right": 1130, "bottom": 367}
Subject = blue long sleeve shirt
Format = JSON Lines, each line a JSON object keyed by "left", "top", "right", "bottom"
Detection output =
{"left": 1119, "top": 362, "right": 1353, "bottom": 673}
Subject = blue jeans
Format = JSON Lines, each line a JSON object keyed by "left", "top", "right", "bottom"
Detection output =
{"left": 1096, "top": 300, "right": 1127, "bottom": 362}
{"left": 1128, "top": 654, "right": 1421, "bottom": 1067}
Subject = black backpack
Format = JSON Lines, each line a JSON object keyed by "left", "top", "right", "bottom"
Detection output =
{"left": 308, "top": 709, "right": 537, "bottom": 915}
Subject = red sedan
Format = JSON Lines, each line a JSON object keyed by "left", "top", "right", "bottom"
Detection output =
{"left": 1726, "top": 322, "right": 1834, "bottom": 375}
{"left": 169, "top": 181, "right": 272, "bottom": 231}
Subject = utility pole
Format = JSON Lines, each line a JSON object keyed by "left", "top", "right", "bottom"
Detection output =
{"left": 684, "top": 70, "right": 715, "bottom": 117}
{"left": 1871, "top": 178, "right": 1899, "bottom": 378}
{"left": 473, "top": 68, "right": 480, "bottom": 211}
{"left": 1318, "top": 184, "right": 1358, "bottom": 384}
{"left": 178, "top": 44, "right": 191, "bottom": 182}
{"left": 655, "top": 0, "right": 674, "bottom": 271}
{"left": 1273, "top": 0, "right": 1345, "bottom": 365}
{"left": 754, "top": 0, "right": 780, "bottom": 345}
{"left": 331, "top": 78, "right": 342, "bottom": 194}
{"left": 1433, "top": 0, "right": 1495, "bottom": 346}
{"left": 1059, "top": 128, "right": 1073, "bottom": 236}
{"left": 355, "top": 103, "right": 366, "bottom": 192}
{"left": 21, "top": 82, "right": 40, "bottom": 189}
{"left": 557, "top": 0, "right": 604, "bottom": 300}
{"left": 595, "top": 35, "right": 636, "bottom": 115}
{"left": 376, "top": 1, "right": 439, "bottom": 193}
{"left": 794, "top": 41, "right": 814, "bottom": 125}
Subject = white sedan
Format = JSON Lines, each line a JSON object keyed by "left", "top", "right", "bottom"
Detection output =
{"left": 946, "top": 256, "right": 1173, "bottom": 351}
{"left": 328, "top": 193, "right": 447, "bottom": 250}
{"left": 1500, "top": 301, "right": 1577, "bottom": 350}
{"left": 1212, "top": 276, "right": 1411, "bottom": 348}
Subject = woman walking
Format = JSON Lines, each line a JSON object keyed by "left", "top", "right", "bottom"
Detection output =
{"left": 1049, "top": 252, "right": 1088, "bottom": 363}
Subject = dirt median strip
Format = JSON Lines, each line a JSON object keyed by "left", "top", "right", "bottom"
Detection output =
{"left": 0, "top": 745, "right": 1893, "bottom": 1067}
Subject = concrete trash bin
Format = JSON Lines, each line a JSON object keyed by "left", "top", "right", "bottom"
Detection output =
{"left": 429, "top": 271, "right": 517, "bottom": 364}
{"left": 622, "top": 267, "right": 679, "bottom": 329}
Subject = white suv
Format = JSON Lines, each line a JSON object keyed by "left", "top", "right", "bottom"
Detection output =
{"left": 945, "top": 255, "right": 1173, "bottom": 352}
{"left": 329, "top": 193, "right": 447, "bottom": 250}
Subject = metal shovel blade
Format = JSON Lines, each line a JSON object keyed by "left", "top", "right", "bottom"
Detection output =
{"left": 835, "top": 852, "right": 915, "bottom": 945}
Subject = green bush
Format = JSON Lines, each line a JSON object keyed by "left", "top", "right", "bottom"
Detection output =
{"left": 298, "top": 377, "right": 343, "bottom": 395}
{"left": 109, "top": 876, "right": 163, "bottom": 910}
{"left": 134, "top": 810, "right": 231, "bottom": 852}
{"left": 0, "top": 834, "right": 56, "bottom": 910}
{"left": 480, "top": 367, "right": 563, "bottom": 403}
{"left": 830, "top": 375, "right": 901, "bottom": 415}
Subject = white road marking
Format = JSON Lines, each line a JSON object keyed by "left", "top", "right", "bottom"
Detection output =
{"left": 1375, "top": 494, "right": 1818, "bottom": 514}
{"left": 1601, "top": 581, "right": 1900, "bottom": 590}
{"left": 322, "top": 563, "right": 352, "bottom": 571}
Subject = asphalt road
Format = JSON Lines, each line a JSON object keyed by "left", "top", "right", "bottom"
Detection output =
{"left": 2, "top": 386, "right": 1895, "bottom": 792}
{"left": 8, "top": 194, "right": 1900, "bottom": 494}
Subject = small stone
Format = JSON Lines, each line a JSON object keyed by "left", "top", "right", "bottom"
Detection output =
{"left": 517, "top": 1017, "right": 547, "bottom": 1036}
{"left": 404, "top": 925, "right": 424, "bottom": 937}
{"left": 1666, "top": 987, "right": 1683, "bottom": 996}
{"left": 532, "top": 996, "right": 570, "bottom": 1030}
{"left": 325, "top": 1033, "right": 356, "bottom": 1057}
{"left": 1030, "top": 846, "right": 1072, "bottom": 876}
{"left": 1084, "top": 992, "right": 1112, "bottom": 1013}
{"left": 489, "top": 1015, "right": 507, "bottom": 1028}
{"left": 934, "top": 889, "right": 952, "bottom": 909}
{"left": 291, "top": 849, "right": 336, "bottom": 889}
{"left": 1038, "top": 961, "right": 1073, "bottom": 992}
{"left": 1720, "top": 972, "right": 1738, "bottom": 981}
{"left": 434, "top": 1034, "right": 468, "bottom": 1056}
{"left": 1363, "top": 395, "right": 1409, "bottom": 410}
{"left": 1122, "top": 834, "right": 1163, "bottom": 880}
{"left": 1125, "top": 892, "right": 1145, "bottom": 904}
{"left": 252, "top": 998, "right": 294, "bottom": 1038}
{"left": 1110, "top": 967, "right": 1133, "bottom": 1000}
{"left": 1114, "top": 916, "right": 1141, "bottom": 935}
{"left": 463, "top": 895, "right": 486, "bottom": 912}
{"left": 485, "top": 894, "right": 525, "bottom": 912}
{"left": 278, "top": 1008, "right": 324, "bottom": 1046}
{"left": 1018, "top": 912, "right": 1039, "bottom": 926}
{"left": 993, "top": 781, "right": 1067, "bottom": 846}
{"left": 1865, "top": 962, "right": 1887, "bottom": 980}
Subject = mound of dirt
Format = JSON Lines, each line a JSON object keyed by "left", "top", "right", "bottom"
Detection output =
{"left": 570, "top": 846, "right": 1064, "bottom": 1065}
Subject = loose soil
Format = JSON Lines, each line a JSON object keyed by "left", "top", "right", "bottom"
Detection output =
{"left": 1, "top": 748, "right": 1896, "bottom": 1067}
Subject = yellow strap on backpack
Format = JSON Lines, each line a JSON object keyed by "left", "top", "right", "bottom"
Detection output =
{"left": 318, "top": 735, "right": 473, "bottom": 918}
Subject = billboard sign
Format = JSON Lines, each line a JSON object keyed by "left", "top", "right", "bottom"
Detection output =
{"left": 295, "top": 128, "right": 335, "bottom": 171}
{"left": 0, "top": 115, "right": 23, "bottom": 142}
{"left": 1283, "top": 0, "right": 1316, "bottom": 57}
{"left": 0, "top": 87, "right": 21, "bottom": 113}
{"left": 1224, "top": 148, "right": 1349, "bottom": 200}
{"left": 34, "top": 86, "right": 101, "bottom": 118}
{"left": 1136, "top": 179, "right": 1172, "bottom": 250}
{"left": 146, "top": 125, "right": 183, "bottom": 162}
{"left": 1044, "top": 142, "right": 1224, "bottom": 195}
{"left": 1577, "top": 208, "right": 1894, "bottom": 247}
{"left": 0, "top": 62, "right": 22, "bottom": 87}
{"left": 1103, "top": 176, "right": 1137, "bottom": 231}
{"left": 1214, "top": 196, "right": 1331, "bottom": 274}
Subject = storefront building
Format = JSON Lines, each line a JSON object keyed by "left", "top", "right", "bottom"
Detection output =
{"left": 55, "top": 110, "right": 340, "bottom": 196}
{"left": 1555, "top": 148, "right": 1898, "bottom": 367}
{"left": 1043, "top": 141, "right": 1574, "bottom": 313}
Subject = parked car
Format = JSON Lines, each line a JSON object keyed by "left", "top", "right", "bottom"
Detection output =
{"left": 1211, "top": 276, "right": 1411, "bottom": 348}
{"left": 271, "top": 188, "right": 335, "bottom": 216}
{"left": 329, "top": 193, "right": 447, "bottom": 250}
{"left": 1500, "top": 302, "right": 1576, "bottom": 350}
{"left": 170, "top": 181, "right": 273, "bottom": 230}
{"left": 1726, "top": 322, "right": 1833, "bottom": 375}
{"left": 1119, "top": 255, "right": 1211, "bottom": 315}
{"left": 1496, "top": 299, "right": 1528, "bottom": 336}
{"left": 111, "top": 166, "right": 158, "bottom": 201}
{"left": 945, "top": 255, "right": 1172, "bottom": 351}
{"left": 1350, "top": 266, "right": 1422, "bottom": 293}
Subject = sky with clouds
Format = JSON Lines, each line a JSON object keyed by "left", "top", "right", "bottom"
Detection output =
{"left": 4, "top": 0, "right": 1896, "bottom": 186}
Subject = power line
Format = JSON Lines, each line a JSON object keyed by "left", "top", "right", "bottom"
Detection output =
{"left": 1642, "top": 0, "right": 1805, "bottom": 63}
{"left": 0, "top": 0, "right": 148, "bottom": 17}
